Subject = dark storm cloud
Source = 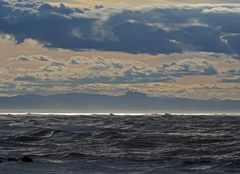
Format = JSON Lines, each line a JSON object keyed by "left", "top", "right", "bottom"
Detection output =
{"left": 0, "top": 0, "right": 99, "bottom": 47}
{"left": 1, "top": 1, "right": 240, "bottom": 55}
{"left": 106, "top": 8, "right": 234, "bottom": 54}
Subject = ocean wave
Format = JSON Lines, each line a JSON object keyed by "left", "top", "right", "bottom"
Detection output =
{"left": 1, "top": 114, "right": 240, "bottom": 173}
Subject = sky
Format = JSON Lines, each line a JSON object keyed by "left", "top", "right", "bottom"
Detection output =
{"left": 0, "top": 0, "right": 239, "bottom": 100}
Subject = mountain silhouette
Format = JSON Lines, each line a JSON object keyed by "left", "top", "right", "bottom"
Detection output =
{"left": 0, "top": 91, "right": 239, "bottom": 113}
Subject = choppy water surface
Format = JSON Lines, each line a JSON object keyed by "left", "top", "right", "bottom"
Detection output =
{"left": 0, "top": 113, "right": 240, "bottom": 173}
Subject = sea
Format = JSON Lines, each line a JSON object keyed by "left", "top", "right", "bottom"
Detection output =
{"left": 0, "top": 112, "right": 240, "bottom": 174}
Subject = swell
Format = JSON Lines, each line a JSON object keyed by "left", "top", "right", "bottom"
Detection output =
{"left": 0, "top": 114, "right": 240, "bottom": 172}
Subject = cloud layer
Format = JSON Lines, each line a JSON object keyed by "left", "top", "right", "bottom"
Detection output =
{"left": 1, "top": 1, "right": 240, "bottom": 55}
{"left": 0, "top": 1, "right": 239, "bottom": 101}
{"left": 0, "top": 51, "right": 239, "bottom": 99}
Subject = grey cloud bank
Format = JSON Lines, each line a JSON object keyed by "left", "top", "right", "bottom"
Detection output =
{"left": 0, "top": 1, "right": 240, "bottom": 55}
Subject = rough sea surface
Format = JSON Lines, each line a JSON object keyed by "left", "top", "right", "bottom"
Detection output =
{"left": 0, "top": 113, "right": 240, "bottom": 174}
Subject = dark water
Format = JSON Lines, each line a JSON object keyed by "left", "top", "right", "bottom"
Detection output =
{"left": 0, "top": 113, "right": 240, "bottom": 173}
